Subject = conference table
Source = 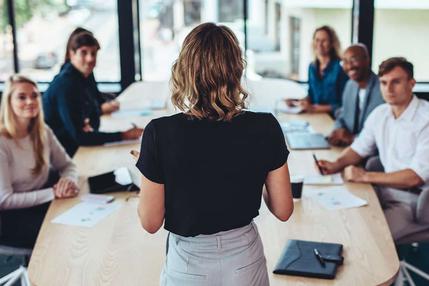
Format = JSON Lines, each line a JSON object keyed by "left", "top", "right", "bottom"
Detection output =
{"left": 28, "top": 84, "right": 399, "bottom": 285}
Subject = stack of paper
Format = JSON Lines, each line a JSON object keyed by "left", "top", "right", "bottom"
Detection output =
{"left": 304, "top": 173, "right": 344, "bottom": 185}
{"left": 304, "top": 187, "right": 367, "bottom": 210}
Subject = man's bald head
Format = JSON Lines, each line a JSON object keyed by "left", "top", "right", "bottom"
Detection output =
{"left": 344, "top": 44, "right": 369, "bottom": 61}
{"left": 342, "top": 43, "right": 370, "bottom": 84}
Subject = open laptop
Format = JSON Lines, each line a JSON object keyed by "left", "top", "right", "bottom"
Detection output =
{"left": 285, "top": 132, "right": 330, "bottom": 150}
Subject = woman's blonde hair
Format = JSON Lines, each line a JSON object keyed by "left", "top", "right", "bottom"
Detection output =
{"left": 171, "top": 22, "right": 248, "bottom": 121}
{"left": 312, "top": 25, "right": 342, "bottom": 63}
{"left": 0, "top": 75, "right": 46, "bottom": 175}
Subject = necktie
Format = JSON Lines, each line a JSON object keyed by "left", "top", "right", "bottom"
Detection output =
{"left": 352, "top": 91, "right": 360, "bottom": 134}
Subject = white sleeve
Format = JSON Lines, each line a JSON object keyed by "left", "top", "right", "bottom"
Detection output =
{"left": 409, "top": 124, "right": 429, "bottom": 182}
{"left": 350, "top": 108, "right": 378, "bottom": 157}
{"left": 0, "top": 145, "right": 54, "bottom": 210}
{"left": 47, "top": 127, "right": 78, "bottom": 183}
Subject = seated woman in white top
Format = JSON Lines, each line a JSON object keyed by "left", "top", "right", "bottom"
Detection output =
{"left": 0, "top": 75, "right": 79, "bottom": 248}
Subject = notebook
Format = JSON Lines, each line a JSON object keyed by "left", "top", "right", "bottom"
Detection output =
{"left": 88, "top": 167, "right": 138, "bottom": 194}
{"left": 285, "top": 132, "right": 330, "bottom": 150}
{"left": 273, "top": 239, "right": 343, "bottom": 279}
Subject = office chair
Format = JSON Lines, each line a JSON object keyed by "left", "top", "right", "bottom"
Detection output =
{"left": 365, "top": 157, "right": 429, "bottom": 286}
{"left": 0, "top": 222, "right": 32, "bottom": 286}
{"left": 394, "top": 232, "right": 429, "bottom": 286}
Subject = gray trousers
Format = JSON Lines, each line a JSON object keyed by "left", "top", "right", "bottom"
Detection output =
{"left": 366, "top": 156, "right": 429, "bottom": 243}
{"left": 160, "top": 222, "right": 269, "bottom": 286}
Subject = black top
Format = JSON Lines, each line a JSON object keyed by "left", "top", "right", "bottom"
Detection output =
{"left": 43, "top": 62, "right": 122, "bottom": 157}
{"left": 136, "top": 111, "right": 289, "bottom": 237}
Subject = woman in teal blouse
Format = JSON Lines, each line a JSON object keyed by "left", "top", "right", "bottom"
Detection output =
{"left": 288, "top": 26, "right": 348, "bottom": 116}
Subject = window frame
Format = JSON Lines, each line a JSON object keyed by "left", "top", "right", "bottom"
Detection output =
{"left": 1, "top": 0, "right": 428, "bottom": 95}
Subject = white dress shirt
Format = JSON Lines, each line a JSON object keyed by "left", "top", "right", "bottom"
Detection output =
{"left": 351, "top": 95, "right": 429, "bottom": 201}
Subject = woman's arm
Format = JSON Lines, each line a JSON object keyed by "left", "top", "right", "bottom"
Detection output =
{"left": 137, "top": 175, "right": 165, "bottom": 233}
{"left": 0, "top": 147, "right": 54, "bottom": 210}
{"left": 264, "top": 162, "right": 294, "bottom": 221}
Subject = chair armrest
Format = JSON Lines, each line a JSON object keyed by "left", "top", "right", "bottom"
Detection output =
{"left": 416, "top": 189, "right": 429, "bottom": 224}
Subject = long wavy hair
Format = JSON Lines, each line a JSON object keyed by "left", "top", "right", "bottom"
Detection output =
{"left": 312, "top": 25, "right": 342, "bottom": 63}
{"left": 0, "top": 75, "right": 46, "bottom": 175}
{"left": 171, "top": 23, "right": 248, "bottom": 121}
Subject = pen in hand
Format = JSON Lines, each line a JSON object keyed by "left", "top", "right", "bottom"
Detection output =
{"left": 312, "top": 153, "right": 324, "bottom": 175}
{"left": 131, "top": 122, "right": 138, "bottom": 129}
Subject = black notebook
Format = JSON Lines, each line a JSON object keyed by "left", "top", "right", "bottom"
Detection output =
{"left": 273, "top": 239, "right": 343, "bottom": 279}
{"left": 88, "top": 167, "right": 138, "bottom": 194}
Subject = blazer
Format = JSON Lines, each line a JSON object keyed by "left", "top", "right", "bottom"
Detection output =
{"left": 334, "top": 71, "right": 384, "bottom": 134}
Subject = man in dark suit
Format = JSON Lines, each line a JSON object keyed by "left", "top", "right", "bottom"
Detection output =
{"left": 328, "top": 44, "right": 384, "bottom": 146}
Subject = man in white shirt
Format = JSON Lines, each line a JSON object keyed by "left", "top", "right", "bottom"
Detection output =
{"left": 318, "top": 57, "right": 429, "bottom": 242}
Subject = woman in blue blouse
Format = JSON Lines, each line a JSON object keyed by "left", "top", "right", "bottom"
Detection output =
{"left": 288, "top": 26, "right": 348, "bottom": 116}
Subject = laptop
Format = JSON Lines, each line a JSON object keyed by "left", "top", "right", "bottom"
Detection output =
{"left": 285, "top": 132, "right": 330, "bottom": 150}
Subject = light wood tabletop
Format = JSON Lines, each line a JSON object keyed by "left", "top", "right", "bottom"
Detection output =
{"left": 28, "top": 90, "right": 399, "bottom": 285}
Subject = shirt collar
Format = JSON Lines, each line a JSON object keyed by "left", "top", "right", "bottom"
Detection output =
{"left": 390, "top": 95, "right": 419, "bottom": 122}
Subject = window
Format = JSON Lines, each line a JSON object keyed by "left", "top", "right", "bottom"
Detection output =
{"left": 15, "top": 0, "right": 120, "bottom": 82}
{"left": 246, "top": 0, "right": 352, "bottom": 81}
{"left": 140, "top": 0, "right": 243, "bottom": 81}
{"left": 0, "top": 0, "right": 14, "bottom": 81}
{"left": 373, "top": 1, "right": 429, "bottom": 81}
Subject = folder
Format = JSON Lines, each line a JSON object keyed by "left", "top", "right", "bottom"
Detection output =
{"left": 273, "top": 239, "right": 343, "bottom": 279}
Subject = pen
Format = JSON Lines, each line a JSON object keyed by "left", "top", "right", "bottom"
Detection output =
{"left": 313, "top": 248, "right": 325, "bottom": 267}
{"left": 131, "top": 122, "right": 138, "bottom": 129}
{"left": 312, "top": 153, "right": 324, "bottom": 175}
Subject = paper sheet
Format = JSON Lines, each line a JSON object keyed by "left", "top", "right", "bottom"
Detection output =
{"left": 276, "top": 105, "right": 303, "bottom": 114}
{"left": 111, "top": 108, "right": 153, "bottom": 118}
{"left": 304, "top": 188, "right": 367, "bottom": 210}
{"left": 304, "top": 173, "right": 344, "bottom": 185}
{"left": 51, "top": 202, "right": 122, "bottom": 227}
{"left": 103, "top": 139, "right": 140, "bottom": 147}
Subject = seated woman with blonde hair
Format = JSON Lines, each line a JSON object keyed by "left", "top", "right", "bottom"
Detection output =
{"left": 0, "top": 75, "right": 79, "bottom": 248}
{"left": 135, "top": 23, "right": 293, "bottom": 286}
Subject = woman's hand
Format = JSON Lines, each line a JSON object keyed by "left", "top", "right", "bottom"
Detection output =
{"left": 53, "top": 178, "right": 79, "bottom": 199}
{"left": 122, "top": 127, "right": 144, "bottom": 140}
{"left": 130, "top": 150, "right": 140, "bottom": 159}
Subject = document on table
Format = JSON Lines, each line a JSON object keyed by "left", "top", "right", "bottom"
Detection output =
{"left": 276, "top": 105, "right": 303, "bottom": 114}
{"left": 103, "top": 139, "right": 140, "bottom": 147}
{"left": 304, "top": 173, "right": 344, "bottom": 185}
{"left": 304, "top": 187, "right": 367, "bottom": 210}
{"left": 51, "top": 201, "right": 122, "bottom": 227}
{"left": 111, "top": 108, "right": 152, "bottom": 118}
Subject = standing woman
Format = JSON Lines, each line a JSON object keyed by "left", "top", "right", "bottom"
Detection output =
{"left": 288, "top": 25, "right": 348, "bottom": 115}
{"left": 43, "top": 31, "right": 143, "bottom": 157}
{"left": 0, "top": 75, "right": 79, "bottom": 248}
{"left": 135, "top": 23, "right": 293, "bottom": 286}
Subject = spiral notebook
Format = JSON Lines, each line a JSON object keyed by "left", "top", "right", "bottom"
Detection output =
{"left": 273, "top": 239, "right": 343, "bottom": 279}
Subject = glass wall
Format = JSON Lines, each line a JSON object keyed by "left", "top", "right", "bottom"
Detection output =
{"left": 373, "top": 0, "right": 429, "bottom": 81}
{"left": 246, "top": 0, "right": 352, "bottom": 81}
{"left": 15, "top": 0, "right": 120, "bottom": 82}
{"left": 0, "top": 0, "right": 14, "bottom": 81}
{"left": 140, "top": 0, "right": 244, "bottom": 81}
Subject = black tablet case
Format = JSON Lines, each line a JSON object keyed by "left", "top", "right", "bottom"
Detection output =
{"left": 273, "top": 239, "right": 343, "bottom": 279}
{"left": 88, "top": 169, "right": 137, "bottom": 194}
